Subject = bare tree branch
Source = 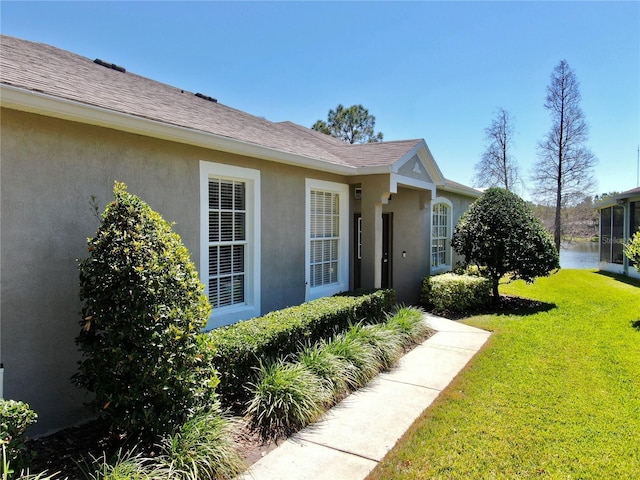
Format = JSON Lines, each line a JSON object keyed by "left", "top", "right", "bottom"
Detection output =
{"left": 473, "top": 108, "right": 520, "bottom": 192}
{"left": 532, "top": 60, "right": 598, "bottom": 251}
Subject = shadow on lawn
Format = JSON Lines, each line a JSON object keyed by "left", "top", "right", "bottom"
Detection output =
{"left": 594, "top": 270, "right": 640, "bottom": 288}
{"left": 492, "top": 296, "right": 557, "bottom": 317}
{"left": 632, "top": 320, "right": 640, "bottom": 332}
{"left": 432, "top": 296, "right": 556, "bottom": 320}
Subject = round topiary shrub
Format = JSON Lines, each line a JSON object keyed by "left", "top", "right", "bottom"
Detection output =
{"left": 452, "top": 188, "right": 559, "bottom": 303}
{"left": 73, "top": 182, "right": 218, "bottom": 439}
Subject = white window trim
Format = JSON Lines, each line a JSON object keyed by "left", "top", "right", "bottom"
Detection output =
{"left": 200, "top": 161, "right": 261, "bottom": 328}
{"left": 430, "top": 197, "right": 453, "bottom": 275}
{"left": 305, "top": 178, "right": 349, "bottom": 301}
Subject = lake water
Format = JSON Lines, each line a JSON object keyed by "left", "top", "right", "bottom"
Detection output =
{"left": 559, "top": 242, "right": 599, "bottom": 269}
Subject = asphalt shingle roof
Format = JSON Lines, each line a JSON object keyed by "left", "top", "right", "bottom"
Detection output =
{"left": 0, "top": 35, "right": 420, "bottom": 169}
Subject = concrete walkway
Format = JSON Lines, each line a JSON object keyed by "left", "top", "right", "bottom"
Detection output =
{"left": 238, "top": 314, "right": 491, "bottom": 480}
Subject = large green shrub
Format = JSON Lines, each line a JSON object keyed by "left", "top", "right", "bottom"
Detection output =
{"left": 624, "top": 228, "right": 640, "bottom": 268}
{"left": 452, "top": 188, "right": 559, "bottom": 302}
{"left": 207, "top": 289, "right": 395, "bottom": 409}
{"left": 422, "top": 273, "right": 492, "bottom": 313}
{"left": 73, "top": 182, "right": 217, "bottom": 439}
{"left": 1, "top": 399, "right": 37, "bottom": 473}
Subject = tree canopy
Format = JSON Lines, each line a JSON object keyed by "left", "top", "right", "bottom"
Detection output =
{"left": 312, "top": 104, "right": 383, "bottom": 144}
{"left": 452, "top": 188, "right": 560, "bottom": 302}
{"left": 532, "top": 60, "right": 597, "bottom": 251}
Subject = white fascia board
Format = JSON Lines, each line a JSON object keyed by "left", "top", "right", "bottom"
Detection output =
{"left": 421, "top": 141, "right": 446, "bottom": 184}
{"left": 0, "top": 85, "right": 356, "bottom": 176}
{"left": 594, "top": 198, "right": 617, "bottom": 209}
{"left": 439, "top": 182, "right": 482, "bottom": 198}
{"left": 390, "top": 173, "right": 436, "bottom": 193}
{"left": 353, "top": 165, "right": 394, "bottom": 175}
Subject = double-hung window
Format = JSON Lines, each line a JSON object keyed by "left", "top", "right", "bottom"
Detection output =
{"left": 306, "top": 179, "right": 349, "bottom": 300}
{"left": 431, "top": 199, "right": 452, "bottom": 272}
{"left": 208, "top": 178, "right": 246, "bottom": 309}
{"left": 200, "top": 161, "right": 260, "bottom": 328}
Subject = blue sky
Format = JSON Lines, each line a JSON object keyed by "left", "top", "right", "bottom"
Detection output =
{"left": 2, "top": 1, "right": 638, "bottom": 199}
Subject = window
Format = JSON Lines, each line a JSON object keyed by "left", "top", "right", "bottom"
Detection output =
{"left": 431, "top": 199, "right": 452, "bottom": 272}
{"left": 207, "top": 178, "right": 246, "bottom": 309}
{"left": 599, "top": 205, "right": 624, "bottom": 265}
{"left": 306, "top": 179, "right": 349, "bottom": 300}
{"left": 631, "top": 202, "right": 640, "bottom": 236}
{"left": 200, "top": 161, "right": 260, "bottom": 328}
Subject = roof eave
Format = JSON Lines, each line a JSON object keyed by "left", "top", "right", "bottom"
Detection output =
{"left": 594, "top": 188, "right": 640, "bottom": 209}
{"left": 438, "top": 181, "right": 483, "bottom": 198}
{"left": 0, "top": 84, "right": 358, "bottom": 176}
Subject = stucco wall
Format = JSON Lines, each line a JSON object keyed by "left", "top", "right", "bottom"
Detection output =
{"left": 0, "top": 108, "right": 348, "bottom": 434}
{"left": 1, "top": 109, "right": 202, "bottom": 434}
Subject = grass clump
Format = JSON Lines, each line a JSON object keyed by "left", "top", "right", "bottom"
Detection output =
{"left": 383, "top": 306, "right": 431, "bottom": 347}
{"left": 245, "top": 360, "right": 330, "bottom": 440}
{"left": 208, "top": 289, "right": 395, "bottom": 409}
{"left": 324, "top": 329, "right": 381, "bottom": 390}
{"left": 298, "top": 342, "right": 352, "bottom": 396}
{"left": 157, "top": 410, "right": 245, "bottom": 480}
{"left": 345, "top": 324, "right": 404, "bottom": 371}
{"left": 244, "top": 306, "right": 431, "bottom": 442}
{"left": 80, "top": 410, "right": 243, "bottom": 480}
{"left": 81, "top": 448, "right": 170, "bottom": 480}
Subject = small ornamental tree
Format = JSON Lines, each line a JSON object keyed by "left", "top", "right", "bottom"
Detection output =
{"left": 624, "top": 228, "right": 640, "bottom": 268}
{"left": 73, "top": 182, "right": 217, "bottom": 439}
{"left": 452, "top": 188, "right": 559, "bottom": 302}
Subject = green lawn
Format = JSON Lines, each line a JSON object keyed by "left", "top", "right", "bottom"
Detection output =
{"left": 368, "top": 270, "right": 640, "bottom": 479}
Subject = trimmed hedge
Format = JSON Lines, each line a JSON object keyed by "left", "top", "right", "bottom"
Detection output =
{"left": 422, "top": 273, "right": 492, "bottom": 313}
{"left": 206, "top": 289, "right": 395, "bottom": 409}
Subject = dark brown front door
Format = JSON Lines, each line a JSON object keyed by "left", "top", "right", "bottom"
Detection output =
{"left": 353, "top": 213, "right": 392, "bottom": 289}
{"left": 381, "top": 213, "right": 392, "bottom": 288}
{"left": 354, "top": 214, "right": 362, "bottom": 290}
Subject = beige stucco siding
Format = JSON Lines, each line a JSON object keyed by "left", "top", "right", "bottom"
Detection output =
{"left": 259, "top": 164, "right": 349, "bottom": 312}
{"left": 0, "top": 108, "right": 348, "bottom": 434}
{"left": 1, "top": 109, "right": 203, "bottom": 434}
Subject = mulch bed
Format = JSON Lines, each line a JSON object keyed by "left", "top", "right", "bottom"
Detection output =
{"left": 25, "top": 417, "right": 276, "bottom": 479}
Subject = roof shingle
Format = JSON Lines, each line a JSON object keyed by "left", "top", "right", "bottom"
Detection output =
{"left": 0, "top": 35, "right": 420, "bottom": 169}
